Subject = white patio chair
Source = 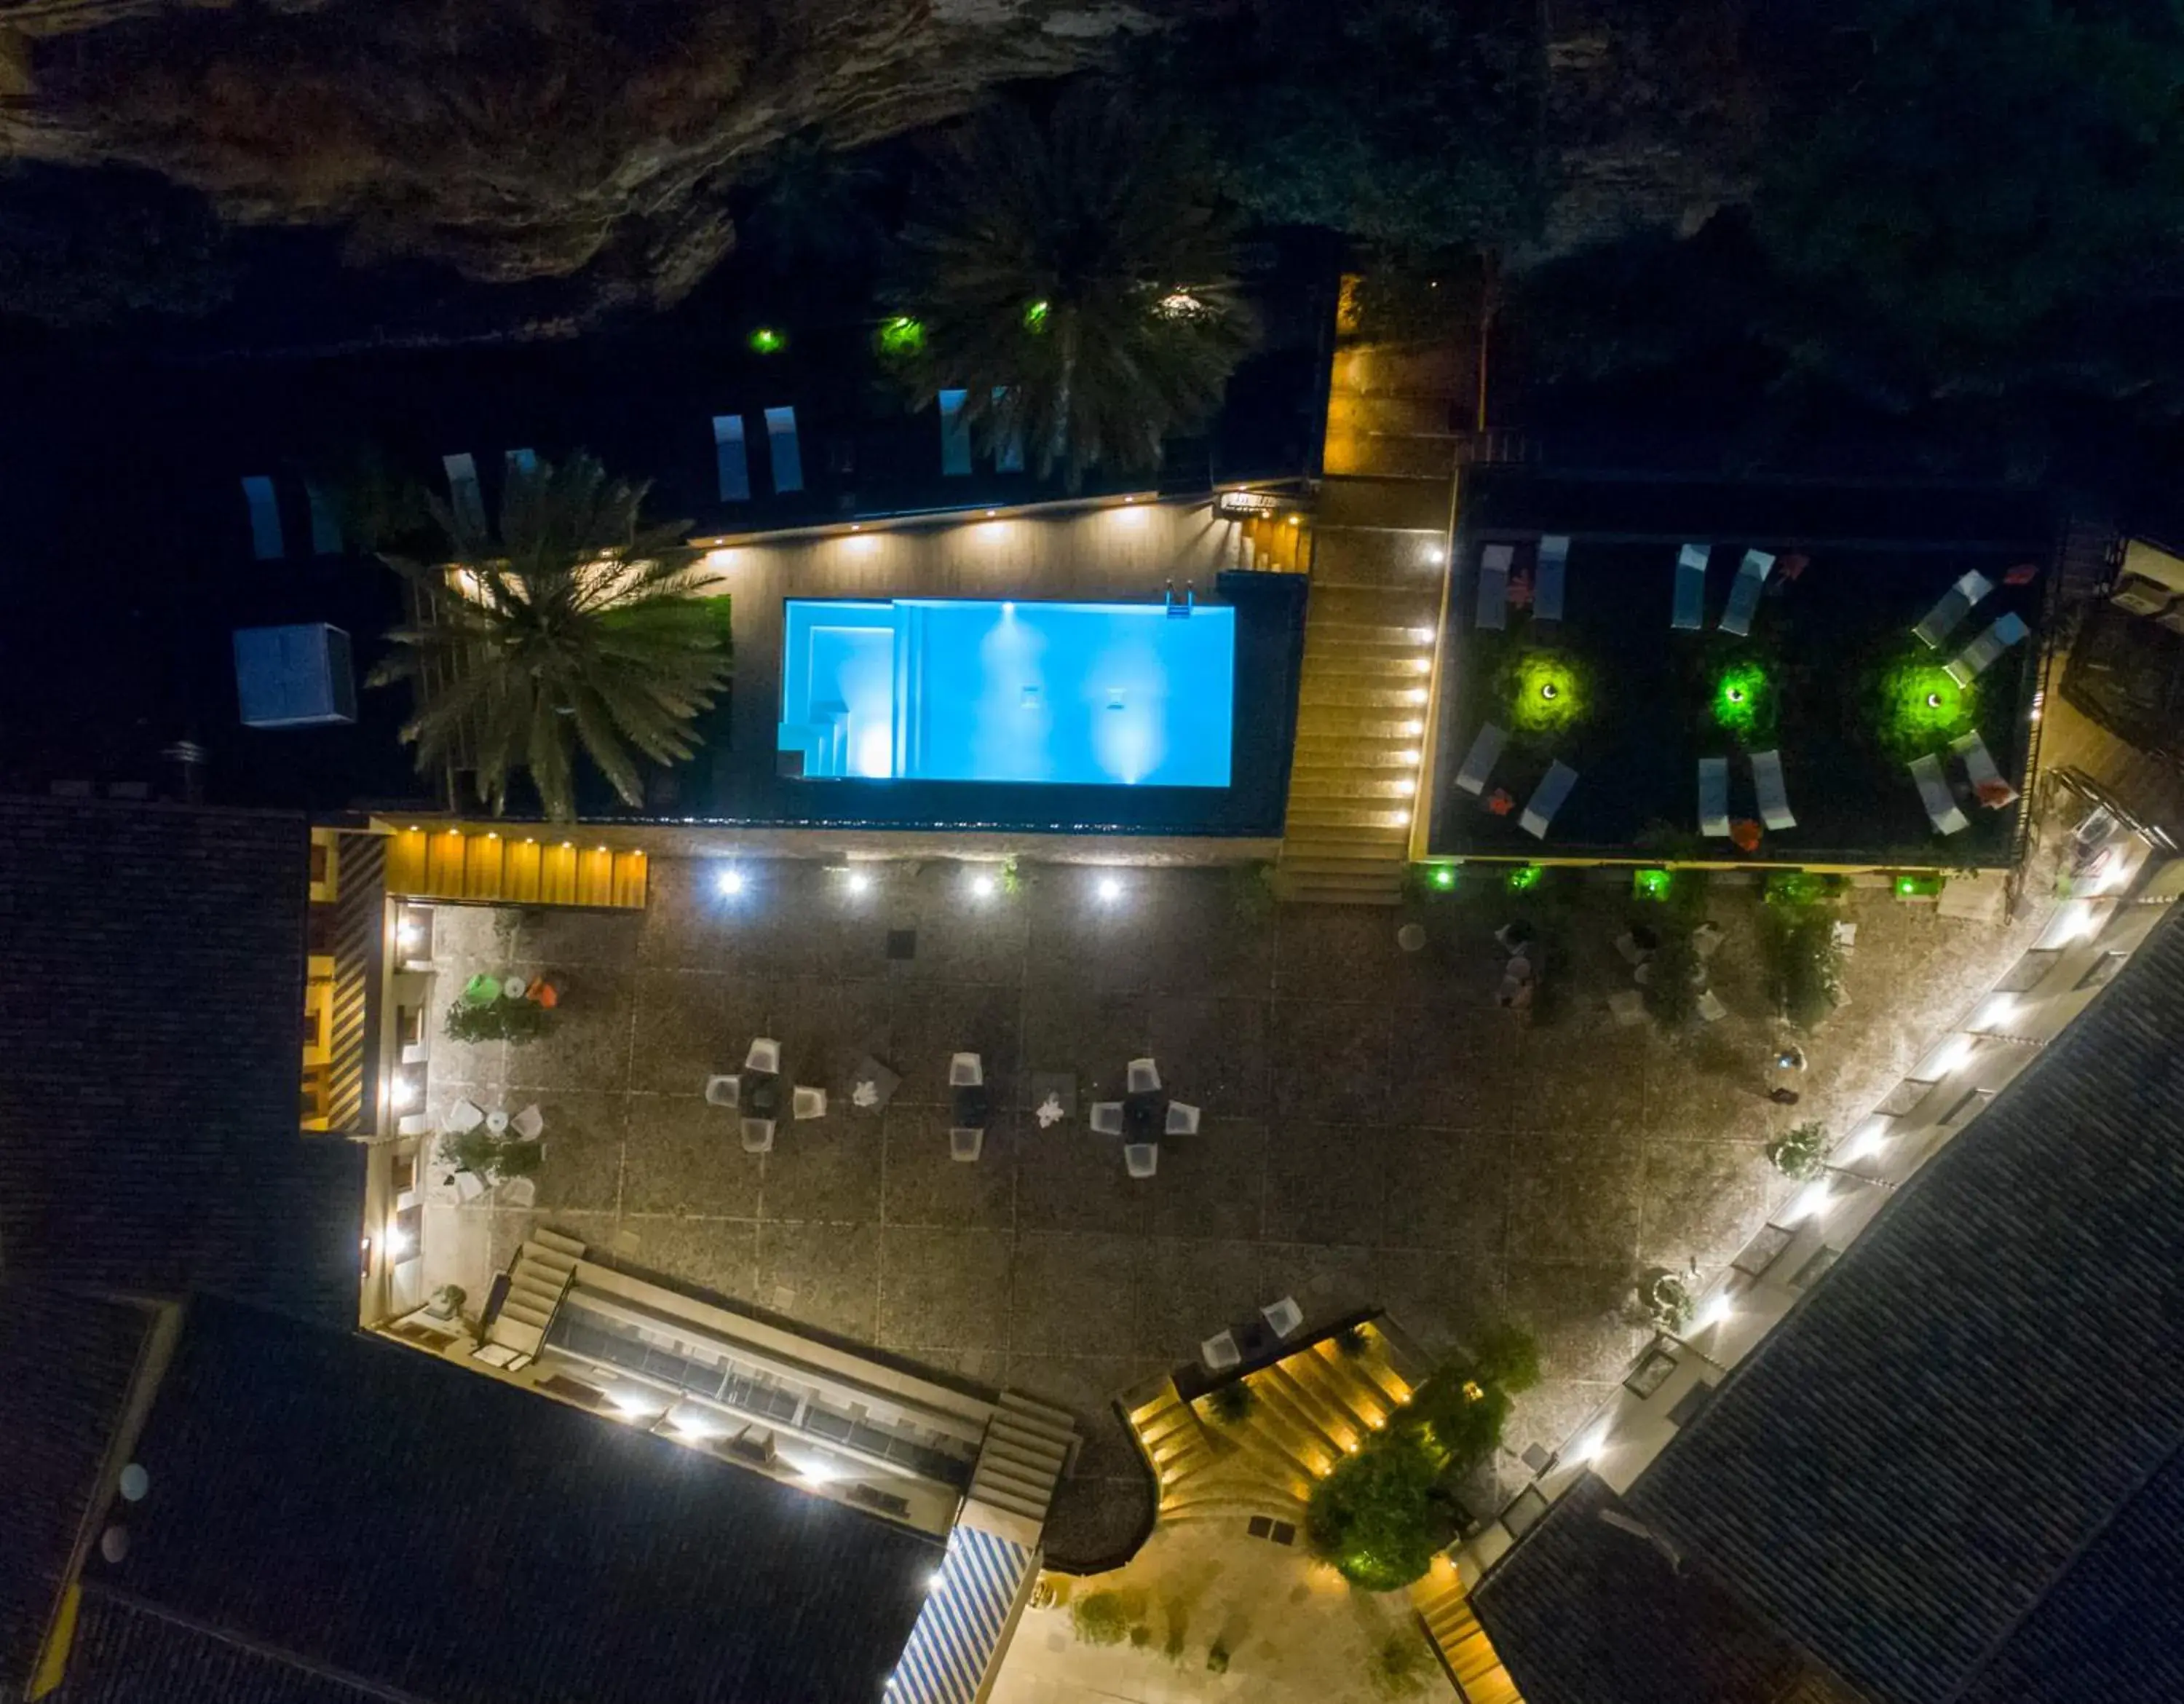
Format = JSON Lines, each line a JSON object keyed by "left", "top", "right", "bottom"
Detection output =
{"left": 949, "top": 1126, "right": 984, "bottom": 1162}
{"left": 1696, "top": 989, "right": 1728, "bottom": 1023}
{"left": 1752, "top": 749, "right": 1796, "bottom": 831}
{"left": 1698, "top": 756, "right": 1730, "bottom": 837}
{"left": 1952, "top": 730, "right": 2019, "bottom": 807}
{"left": 791, "top": 1086, "right": 827, "bottom": 1120}
{"left": 1127, "top": 1057, "right": 1161, "bottom": 1094}
{"left": 1520, "top": 761, "right": 1579, "bottom": 839}
{"left": 451, "top": 1169, "right": 486, "bottom": 1202}
{"left": 1718, "top": 549, "right": 1775, "bottom": 637}
{"left": 1164, "top": 1101, "right": 1200, "bottom": 1135}
{"left": 703, "top": 1074, "right": 741, "bottom": 1108}
{"left": 499, "top": 1176, "right": 537, "bottom": 1208}
{"left": 1261, "top": 1295, "right": 1305, "bottom": 1338}
{"left": 1124, "top": 1142, "right": 1158, "bottom": 1178}
{"left": 1090, "top": 1102, "right": 1125, "bottom": 1136}
{"left": 445, "top": 1097, "right": 485, "bottom": 1135}
{"left": 510, "top": 1103, "right": 544, "bottom": 1141}
{"left": 1534, "top": 535, "right": 1570, "bottom": 622}
{"left": 1672, "top": 543, "right": 1709, "bottom": 630}
{"left": 1453, "top": 722, "right": 1507, "bottom": 797}
{"left": 1913, "top": 569, "right": 1994, "bottom": 649}
{"left": 1476, "top": 543, "right": 1512, "bottom": 631}
{"left": 1910, "top": 753, "right": 1969, "bottom": 835}
{"left": 1201, "top": 1330, "right": 1241, "bottom": 1372}
{"left": 1607, "top": 988, "right": 1647, "bottom": 1027}
{"left": 739, "top": 1118, "right": 775, "bottom": 1154}
{"left": 744, "top": 1038, "right": 782, "bottom": 1074}
{"left": 1943, "top": 612, "right": 2029, "bottom": 687}
{"left": 948, "top": 1052, "right": 984, "bottom": 1088}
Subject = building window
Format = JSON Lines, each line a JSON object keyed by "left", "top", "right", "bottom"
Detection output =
{"left": 1790, "top": 1245, "right": 1841, "bottom": 1290}
{"left": 938, "top": 388, "right": 972, "bottom": 477}
{"left": 441, "top": 453, "right": 486, "bottom": 532}
{"left": 1733, "top": 1223, "right": 1795, "bottom": 1277}
{"left": 1625, "top": 1347, "right": 1678, "bottom": 1399}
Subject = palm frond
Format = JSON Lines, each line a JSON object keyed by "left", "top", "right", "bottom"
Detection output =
{"left": 369, "top": 452, "right": 730, "bottom": 819}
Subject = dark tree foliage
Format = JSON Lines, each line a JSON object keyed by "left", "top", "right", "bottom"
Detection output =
{"left": 1157, "top": 0, "right": 1546, "bottom": 254}
{"left": 0, "top": 163, "right": 234, "bottom": 326}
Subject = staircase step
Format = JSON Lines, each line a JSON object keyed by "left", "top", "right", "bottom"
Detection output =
{"left": 500, "top": 1297, "right": 551, "bottom": 1329}
{"left": 532, "top": 1227, "right": 587, "bottom": 1259}
{"left": 1310, "top": 529, "right": 1451, "bottom": 588}
{"left": 1319, "top": 478, "right": 1455, "bottom": 532}
{"left": 1283, "top": 805, "right": 1412, "bottom": 832}
{"left": 1306, "top": 584, "right": 1448, "bottom": 627}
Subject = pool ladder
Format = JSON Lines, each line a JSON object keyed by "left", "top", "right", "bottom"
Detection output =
{"left": 1165, "top": 579, "right": 1196, "bottom": 618}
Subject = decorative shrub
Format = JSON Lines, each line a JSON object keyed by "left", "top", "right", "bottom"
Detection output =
{"left": 1333, "top": 1322, "right": 1371, "bottom": 1359}
{"left": 1641, "top": 1266, "right": 1696, "bottom": 1336}
{"left": 1875, "top": 652, "right": 1978, "bottom": 761}
{"left": 428, "top": 1284, "right": 467, "bottom": 1319}
{"left": 438, "top": 1126, "right": 541, "bottom": 1184}
{"left": 1501, "top": 647, "right": 1588, "bottom": 738}
{"left": 1208, "top": 1381, "right": 1256, "bottom": 1425}
{"left": 1764, "top": 908, "right": 1844, "bottom": 1030}
{"left": 1206, "top": 1641, "right": 1230, "bottom": 1674}
{"left": 1766, "top": 1121, "right": 1830, "bottom": 1181}
{"left": 1071, "top": 1592, "right": 1133, "bottom": 1647}
{"left": 1368, "top": 1630, "right": 1433, "bottom": 1699}
{"left": 1467, "top": 1322, "right": 1541, "bottom": 1395}
{"left": 444, "top": 993, "right": 552, "bottom": 1046}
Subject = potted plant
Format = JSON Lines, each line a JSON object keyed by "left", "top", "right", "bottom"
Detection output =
{"left": 1765, "top": 1121, "right": 1829, "bottom": 1181}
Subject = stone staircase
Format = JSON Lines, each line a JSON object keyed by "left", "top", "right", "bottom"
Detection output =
{"left": 968, "top": 1391, "right": 1078, "bottom": 1526}
{"left": 1276, "top": 337, "right": 1465, "bottom": 906}
{"left": 1123, "top": 1320, "right": 1423, "bottom": 1525}
{"left": 483, "top": 1226, "right": 583, "bottom": 1357}
{"left": 1415, "top": 1572, "right": 1525, "bottom": 1704}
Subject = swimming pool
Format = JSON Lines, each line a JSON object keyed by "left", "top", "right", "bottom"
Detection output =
{"left": 779, "top": 597, "right": 1238, "bottom": 788}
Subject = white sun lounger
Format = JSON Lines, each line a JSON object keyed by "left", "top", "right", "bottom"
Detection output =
{"left": 1910, "top": 753, "right": 1969, "bottom": 835}
{"left": 1751, "top": 749, "right": 1795, "bottom": 831}
{"left": 1454, "top": 722, "right": 1507, "bottom": 796}
{"left": 1913, "top": 569, "right": 1995, "bottom": 649}
{"left": 1698, "top": 757, "right": 1731, "bottom": 837}
{"left": 1943, "top": 612, "right": 2029, "bottom": 687}
{"left": 1520, "top": 761, "right": 1579, "bottom": 839}
{"left": 1476, "top": 543, "right": 1513, "bottom": 631}
{"left": 1534, "top": 535, "right": 1570, "bottom": 622}
{"left": 1951, "top": 730, "right": 2018, "bottom": 806}
{"left": 1718, "top": 549, "right": 1776, "bottom": 638}
{"left": 1672, "top": 544, "right": 1709, "bottom": 630}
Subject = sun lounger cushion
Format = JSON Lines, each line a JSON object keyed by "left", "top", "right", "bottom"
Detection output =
{"left": 1910, "top": 753, "right": 1970, "bottom": 835}
{"left": 1913, "top": 569, "right": 1995, "bottom": 649}
{"left": 1718, "top": 550, "right": 1776, "bottom": 638}
{"left": 1534, "top": 535, "right": 1570, "bottom": 622}
{"left": 1698, "top": 757, "right": 1730, "bottom": 837}
{"left": 1943, "top": 612, "right": 2029, "bottom": 687}
{"left": 1454, "top": 722, "right": 1507, "bottom": 795}
{"left": 1751, "top": 749, "right": 1795, "bottom": 831}
{"left": 1477, "top": 544, "right": 1512, "bottom": 631}
{"left": 1520, "top": 761, "right": 1579, "bottom": 839}
{"left": 1673, "top": 544, "right": 1709, "bottom": 630}
{"left": 1951, "top": 730, "right": 2018, "bottom": 807}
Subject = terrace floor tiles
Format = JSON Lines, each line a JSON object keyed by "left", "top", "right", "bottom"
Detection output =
{"left": 1146, "top": 1116, "right": 1267, "bottom": 1242}
{"left": 1504, "top": 1127, "right": 1646, "bottom": 1269}
{"left": 502, "top": 967, "right": 635, "bottom": 1093}
{"left": 876, "top": 1226, "right": 1016, "bottom": 1354}
{"left": 1502, "top": 1258, "right": 1648, "bottom": 1387}
{"left": 1637, "top": 1138, "right": 1783, "bottom": 1272}
{"left": 625, "top": 969, "right": 737, "bottom": 1095}
{"left": 1013, "top": 1119, "right": 1151, "bottom": 1237}
{"left": 1131, "top": 1239, "right": 1265, "bottom": 1365}
{"left": 758, "top": 1108, "right": 885, "bottom": 1224}
{"left": 884, "top": 979, "right": 1022, "bottom": 1108}
{"left": 1367, "top": 1245, "right": 1507, "bottom": 1363}
{"left": 1254, "top": 1242, "right": 1377, "bottom": 1328}
{"left": 1379, "top": 1127, "right": 1511, "bottom": 1255}
{"left": 1018, "top": 985, "right": 1152, "bottom": 1105}
{"left": 1522, "top": 1027, "right": 1648, "bottom": 1136}
{"left": 1010, "top": 1232, "right": 1145, "bottom": 1359}
{"left": 1269, "top": 1000, "right": 1390, "bottom": 1125}
{"left": 755, "top": 1220, "right": 882, "bottom": 1342}
{"left": 514, "top": 1089, "right": 626, "bottom": 1215}
{"left": 620, "top": 1095, "right": 766, "bottom": 1218}
{"left": 512, "top": 905, "right": 641, "bottom": 971}
{"left": 895, "top": 875, "right": 1032, "bottom": 985}
{"left": 1144, "top": 994, "right": 1272, "bottom": 1119}
{"left": 880, "top": 1108, "right": 1019, "bottom": 1230}
{"left": 1262, "top": 1123, "right": 1386, "bottom": 1246}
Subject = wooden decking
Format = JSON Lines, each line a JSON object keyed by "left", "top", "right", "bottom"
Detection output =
{"left": 384, "top": 826, "right": 649, "bottom": 907}
{"left": 1275, "top": 339, "right": 1468, "bottom": 904}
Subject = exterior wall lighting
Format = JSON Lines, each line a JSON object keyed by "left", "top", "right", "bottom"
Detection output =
{"left": 748, "top": 326, "right": 786, "bottom": 354}
{"left": 385, "top": 1221, "right": 414, "bottom": 1261}
{"left": 389, "top": 1074, "right": 418, "bottom": 1113}
{"left": 1411, "top": 628, "right": 1436, "bottom": 644}
{"left": 397, "top": 920, "right": 423, "bottom": 952}
{"left": 1840, "top": 1119, "right": 1889, "bottom": 1165}
{"left": 1096, "top": 874, "right": 1124, "bottom": 904}
{"left": 716, "top": 867, "right": 747, "bottom": 897}
{"left": 1784, "top": 1180, "right": 1832, "bottom": 1224}
{"left": 846, "top": 871, "right": 873, "bottom": 896}
{"left": 970, "top": 872, "right": 997, "bottom": 899}
{"left": 1696, "top": 1293, "right": 1733, "bottom": 1332}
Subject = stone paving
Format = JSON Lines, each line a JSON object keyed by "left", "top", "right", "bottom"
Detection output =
{"left": 419, "top": 854, "right": 2043, "bottom": 1562}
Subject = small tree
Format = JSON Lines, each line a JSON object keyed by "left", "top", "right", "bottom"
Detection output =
{"left": 1302, "top": 1437, "right": 1450, "bottom": 1593}
{"left": 1640, "top": 1265, "right": 1698, "bottom": 1336}
{"left": 444, "top": 993, "right": 552, "bottom": 1045}
{"left": 1765, "top": 1121, "right": 1829, "bottom": 1182}
{"left": 1071, "top": 1592, "right": 1134, "bottom": 1647}
{"left": 1765, "top": 908, "right": 1844, "bottom": 1030}
{"left": 1642, "top": 929, "right": 1703, "bottom": 1027}
{"left": 1208, "top": 1381, "right": 1256, "bottom": 1425}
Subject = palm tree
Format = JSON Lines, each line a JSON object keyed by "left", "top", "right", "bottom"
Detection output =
{"left": 371, "top": 454, "right": 729, "bottom": 820}
{"left": 895, "top": 87, "right": 1255, "bottom": 492}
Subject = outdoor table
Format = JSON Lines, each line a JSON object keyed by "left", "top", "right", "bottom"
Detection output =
{"left": 850, "top": 1054, "right": 901, "bottom": 1113}
{"left": 1123, "top": 1089, "right": 1165, "bottom": 1142}
{"left": 745, "top": 1073, "right": 782, "bottom": 1117}
{"left": 952, "top": 1083, "right": 991, "bottom": 1129}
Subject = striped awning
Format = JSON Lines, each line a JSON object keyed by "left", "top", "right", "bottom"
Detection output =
{"left": 887, "top": 1523, "right": 1033, "bottom": 1704}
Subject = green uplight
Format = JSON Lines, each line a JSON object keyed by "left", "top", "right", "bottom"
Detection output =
{"left": 1507, "top": 651, "right": 1586, "bottom": 735}
{"left": 1506, "top": 864, "right": 1543, "bottom": 892}
{"left": 748, "top": 326, "right": 786, "bottom": 354}
{"left": 1433, "top": 866, "right": 1457, "bottom": 891}
{"left": 1714, "top": 663, "right": 1772, "bottom": 741}
{"left": 1633, "top": 867, "right": 1671, "bottom": 902}
{"left": 877, "top": 315, "right": 925, "bottom": 357}
{"left": 1023, "top": 299, "right": 1051, "bottom": 331}
{"left": 1878, "top": 657, "right": 1977, "bottom": 759}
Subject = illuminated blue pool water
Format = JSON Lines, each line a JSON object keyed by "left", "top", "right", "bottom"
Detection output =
{"left": 779, "top": 598, "right": 1238, "bottom": 787}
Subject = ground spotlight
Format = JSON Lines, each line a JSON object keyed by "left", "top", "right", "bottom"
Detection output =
{"left": 1096, "top": 874, "right": 1124, "bottom": 904}
{"left": 716, "top": 867, "right": 746, "bottom": 897}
